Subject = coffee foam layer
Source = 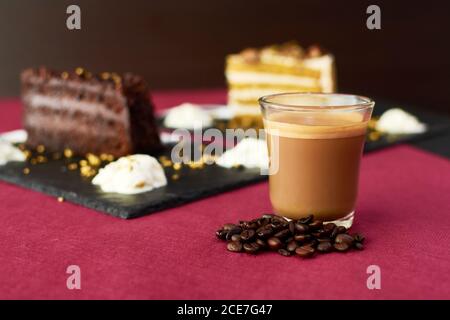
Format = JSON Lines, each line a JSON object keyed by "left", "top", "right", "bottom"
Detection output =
{"left": 264, "top": 112, "right": 368, "bottom": 139}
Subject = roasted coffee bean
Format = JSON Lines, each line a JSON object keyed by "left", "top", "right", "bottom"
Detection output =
{"left": 257, "top": 228, "right": 273, "bottom": 239}
{"left": 259, "top": 218, "right": 271, "bottom": 227}
{"left": 330, "top": 227, "right": 339, "bottom": 239}
{"left": 334, "top": 242, "right": 350, "bottom": 252}
{"left": 247, "top": 222, "right": 259, "bottom": 229}
{"left": 295, "top": 223, "right": 309, "bottom": 234}
{"left": 306, "top": 239, "right": 318, "bottom": 248}
{"left": 278, "top": 249, "right": 291, "bottom": 257}
{"left": 243, "top": 242, "right": 260, "bottom": 254}
{"left": 218, "top": 215, "right": 365, "bottom": 257}
{"left": 274, "top": 229, "right": 291, "bottom": 239}
{"left": 231, "top": 234, "right": 241, "bottom": 242}
{"left": 229, "top": 226, "right": 242, "bottom": 234}
{"left": 262, "top": 213, "right": 275, "bottom": 220}
{"left": 239, "top": 220, "right": 249, "bottom": 228}
{"left": 335, "top": 233, "right": 354, "bottom": 246}
{"left": 216, "top": 229, "right": 227, "bottom": 240}
{"left": 336, "top": 226, "right": 347, "bottom": 234}
{"left": 255, "top": 238, "right": 267, "bottom": 249}
{"left": 298, "top": 215, "right": 314, "bottom": 224}
{"left": 267, "top": 237, "right": 283, "bottom": 250}
{"left": 272, "top": 215, "right": 287, "bottom": 223}
{"left": 311, "top": 231, "right": 322, "bottom": 238}
{"left": 294, "top": 234, "right": 311, "bottom": 243}
{"left": 227, "top": 241, "right": 243, "bottom": 252}
{"left": 323, "top": 223, "right": 336, "bottom": 234}
{"left": 226, "top": 227, "right": 242, "bottom": 240}
{"left": 309, "top": 220, "right": 323, "bottom": 230}
{"left": 240, "top": 229, "right": 256, "bottom": 242}
{"left": 353, "top": 233, "right": 365, "bottom": 243}
{"left": 288, "top": 221, "right": 296, "bottom": 234}
{"left": 295, "top": 245, "right": 315, "bottom": 258}
{"left": 286, "top": 241, "right": 298, "bottom": 252}
{"left": 270, "top": 221, "right": 281, "bottom": 229}
{"left": 317, "top": 241, "right": 333, "bottom": 253}
{"left": 222, "top": 223, "right": 237, "bottom": 231}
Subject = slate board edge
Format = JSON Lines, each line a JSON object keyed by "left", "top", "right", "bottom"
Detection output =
{"left": 0, "top": 169, "right": 267, "bottom": 219}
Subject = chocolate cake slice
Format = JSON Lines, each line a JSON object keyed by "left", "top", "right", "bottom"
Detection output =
{"left": 21, "top": 67, "right": 162, "bottom": 157}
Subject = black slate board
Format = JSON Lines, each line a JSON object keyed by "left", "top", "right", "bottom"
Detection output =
{"left": 0, "top": 100, "right": 449, "bottom": 219}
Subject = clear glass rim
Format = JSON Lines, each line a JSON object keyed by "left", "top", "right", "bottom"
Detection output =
{"left": 259, "top": 92, "right": 374, "bottom": 112}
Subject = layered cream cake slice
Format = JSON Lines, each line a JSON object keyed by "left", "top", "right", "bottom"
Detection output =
{"left": 225, "top": 42, "right": 336, "bottom": 120}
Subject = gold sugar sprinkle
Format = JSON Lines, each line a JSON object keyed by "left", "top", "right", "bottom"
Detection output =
{"left": 111, "top": 73, "right": 121, "bottom": 83}
{"left": 23, "top": 168, "right": 30, "bottom": 175}
{"left": 187, "top": 161, "right": 204, "bottom": 169}
{"left": 68, "top": 163, "right": 78, "bottom": 170}
{"left": 36, "top": 155, "right": 47, "bottom": 163}
{"left": 36, "top": 145, "right": 45, "bottom": 153}
{"left": 86, "top": 153, "right": 101, "bottom": 166}
{"left": 57, "top": 197, "right": 64, "bottom": 203}
{"left": 64, "top": 148, "right": 73, "bottom": 158}
{"left": 368, "top": 117, "right": 379, "bottom": 130}
{"left": 173, "top": 163, "right": 182, "bottom": 171}
{"left": 75, "top": 67, "right": 84, "bottom": 76}
{"left": 161, "top": 160, "right": 173, "bottom": 167}
{"left": 100, "top": 72, "right": 110, "bottom": 80}
{"left": 23, "top": 150, "right": 32, "bottom": 160}
{"left": 202, "top": 154, "right": 217, "bottom": 165}
{"left": 80, "top": 165, "right": 97, "bottom": 178}
{"left": 368, "top": 131, "right": 381, "bottom": 141}
{"left": 100, "top": 153, "right": 115, "bottom": 162}
{"left": 18, "top": 144, "right": 26, "bottom": 151}
{"left": 171, "top": 174, "right": 180, "bottom": 181}
{"left": 30, "top": 158, "right": 37, "bottom": 165}
{"left": 135, "top": 181, "right": 146, "bottom": 188}
{"left": 79, "top": 159, "right": 88, "bottom": 167}
{"left": 61, "top": 71, "right": 69, "bottom": 80}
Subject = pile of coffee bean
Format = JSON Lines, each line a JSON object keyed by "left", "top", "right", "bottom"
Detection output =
{"left": 216, "top": 214, "right": 365, "bottom": 257}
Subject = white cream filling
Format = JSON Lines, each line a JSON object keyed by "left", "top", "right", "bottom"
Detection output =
{"left": 226, "top": 71, "right": 319, "bottom": 87}
{"left": 92, "top": 154, "right": 167, "bottom": 194}
{"left": 228, "top": 88, "right": 307, "bottom": 102}
{"left": 26, "top": 94, "right": 129, "bottom": 125}
{"left": 228, "top": 105, "right": 261, "bottom": 115}
{"left": 303, "top": 54, "right": 335, "bottom": 92}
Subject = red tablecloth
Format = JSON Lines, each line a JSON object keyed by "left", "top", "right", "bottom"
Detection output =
{"left": 0, "top": 90, "right": 449, "bottom": 299}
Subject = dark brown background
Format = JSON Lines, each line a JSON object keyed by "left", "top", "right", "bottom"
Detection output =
{"left": 0, "top": 0, "right": 449, "bottom": 114}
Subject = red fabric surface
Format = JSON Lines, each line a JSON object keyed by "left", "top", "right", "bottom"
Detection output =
{"left": 0, "top": 91, "right": 449, "bottom": 299}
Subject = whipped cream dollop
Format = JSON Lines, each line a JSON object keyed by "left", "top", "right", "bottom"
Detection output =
{"left": 0, "top": 138, "right": 26, "bottom": 166}
{"left": 376, "top": 108, "right": 426, "bottom": 134}
{"left": 92, "top": 154, "right": 167, "bottom": 194}
{"left": 0, "top": 129, "right": 28, "bottom": 144}
{"left": 216, "top": 138, "right": 269, "bottom": 170}
{"left": 164, "top": 103, "right": 213, "bottom": 129}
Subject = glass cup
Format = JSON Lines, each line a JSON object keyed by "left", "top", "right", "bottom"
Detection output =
{"left": 259, "top": 93, "right": 374, "bottom": 227}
